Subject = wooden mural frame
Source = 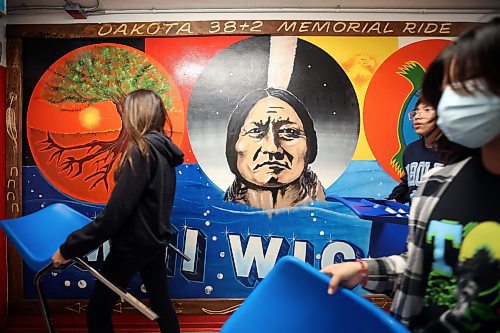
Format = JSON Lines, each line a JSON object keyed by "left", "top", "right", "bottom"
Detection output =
{"left": 4, "top": 20, "right": 477, "bottom": 316}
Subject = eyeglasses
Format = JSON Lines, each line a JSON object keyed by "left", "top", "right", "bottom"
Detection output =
{"left": 408, "top": 107, "right": 435, "bottom": 120}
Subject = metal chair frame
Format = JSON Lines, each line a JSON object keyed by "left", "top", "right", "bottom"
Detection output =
{"left": 0, "top": 203, "right": 189, "bottom": 333}
{"left": 35, "top": 245, "right": 188, "bottom": 333}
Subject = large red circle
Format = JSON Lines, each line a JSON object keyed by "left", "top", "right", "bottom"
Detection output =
{"left": 27, "top": 43, "right": 185, "bottom": 203}
{"left": 364, "top": 39, "right": 450, "bottom": 181}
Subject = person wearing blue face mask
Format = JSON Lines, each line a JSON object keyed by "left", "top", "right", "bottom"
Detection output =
{"left": 320, "top": 19, "right": 499, "bottom": 333}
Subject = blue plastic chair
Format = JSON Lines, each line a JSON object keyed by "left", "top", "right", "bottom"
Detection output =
{"left": 326, "top": 195, "right": 409, "bottom": 257}
{"left": 221, "top": 256, "right": 409, "bottom": 333}
{"left": 0, "top": 203, "right": 189, "bottom": 333}
{"left": 326, "top": 195, "right": 409, "bottom": 224}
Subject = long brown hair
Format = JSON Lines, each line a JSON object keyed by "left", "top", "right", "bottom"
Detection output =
{"left": 114, "top": 89, "right": 172, "bottom": 181}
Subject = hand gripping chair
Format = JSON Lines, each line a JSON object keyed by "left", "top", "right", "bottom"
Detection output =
{"left": 0, "top": 203, "right": 189, "bottom": 333}
{"left": 221, "top": 256, "right": 410, "bottom": 333}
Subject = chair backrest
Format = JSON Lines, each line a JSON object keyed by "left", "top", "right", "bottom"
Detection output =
{"left": 221, "top": 256, "right": 409, "bottom": 333}
{"left": 0, "top": 203, "right": 91, "bottom": 272}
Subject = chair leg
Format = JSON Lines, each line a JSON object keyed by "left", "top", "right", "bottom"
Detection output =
{"left": 35, "top": 264, "right": 58, "bottom": 333}
{"left": 74, "top": 257, "right": 159, "bottom": 321}
{"left": 34, "top": 256, "right": 166, "bottom": 332}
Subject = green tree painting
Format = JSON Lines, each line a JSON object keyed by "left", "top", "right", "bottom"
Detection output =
{"left": 39, "top": 44, "right": 172, "bottom": 191}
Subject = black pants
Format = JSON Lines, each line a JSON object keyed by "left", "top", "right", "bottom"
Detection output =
{"left": 86, "top": 247, "right": 180, "bottom": 333}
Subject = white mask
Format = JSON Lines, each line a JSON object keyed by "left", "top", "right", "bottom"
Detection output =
{"left": 437, "top": 85, "right": 500, "bottom": 148}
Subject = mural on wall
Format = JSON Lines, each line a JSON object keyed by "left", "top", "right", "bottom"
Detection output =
{"left": 187, "top": 36, "right": 359, "bottom": 209}
{"left": 27, "top": 43, "right": 184, "bottom": 203}
{"left": 364, "top": 39, "right": 451, "bottom": 180}
{"left": 21, "top": 35, "right": 449, "bottom": 303}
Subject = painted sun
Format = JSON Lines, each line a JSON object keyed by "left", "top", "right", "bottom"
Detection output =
{"left": 79, "top": 106, "right": 101, "bottom": 130}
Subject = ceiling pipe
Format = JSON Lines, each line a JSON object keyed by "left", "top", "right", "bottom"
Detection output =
{"left": 8, "top": 0, "right": 100, "bottom": 17}
{"left": 5, "top": 4, "right": 498, "bottom": 16}
{"left": 86, "top": 7, "right": 499, "bottom": 16}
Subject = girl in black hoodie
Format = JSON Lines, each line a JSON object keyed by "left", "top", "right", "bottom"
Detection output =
{"left": 52, "top": 89, "right": 184, "bottom": 333}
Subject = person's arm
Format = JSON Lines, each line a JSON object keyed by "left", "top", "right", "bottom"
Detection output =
{"left": 58, "top": 147, "right": 150, "bottom": 260}
{"left": 321, "top": 254, "right": 408, "bottom": 296}
{"left": 387, "top": 173, "right": 409, "bottom": 203}
{"left": 363, "top": 254, "right": 408, "bottom": 295}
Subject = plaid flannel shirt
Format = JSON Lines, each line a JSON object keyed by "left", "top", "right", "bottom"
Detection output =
{"left": 363, "top": 157, "right": 471, "bottom": 328}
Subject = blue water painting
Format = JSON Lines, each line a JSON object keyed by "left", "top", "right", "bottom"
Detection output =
{"left": 22, "top": 161, "right": 401, "bottom": 299}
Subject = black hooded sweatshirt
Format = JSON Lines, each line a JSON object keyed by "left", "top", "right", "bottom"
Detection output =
{"left": 60, "top": 131, "right": 184, "bottom": 259}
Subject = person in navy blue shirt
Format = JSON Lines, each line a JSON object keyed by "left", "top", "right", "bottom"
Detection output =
{"left": 388, "top": 99, "right": 444, "bottom": 203}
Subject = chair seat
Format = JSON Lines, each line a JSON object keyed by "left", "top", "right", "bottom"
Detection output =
{"left": 221, "top": 256, "right": 409, "bottom": 333}
{"left": 0, "top": 203, "right": 91, "bottom": 272}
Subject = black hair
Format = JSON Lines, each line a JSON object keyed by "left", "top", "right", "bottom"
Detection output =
{"left": 420, "top": 58, "right": 445, "bottom": 109}
{"left": 225, "top": 87, "right": 318, "bottom": 177}
{"left": 443, "top": 18, "right": 500, "bottom": 95}
{"left": 420, "top": 20, "right": 500, "bottom": 163}
{"left": 422, "top": 53, "right": 476, "bottom": 164}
